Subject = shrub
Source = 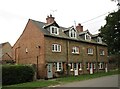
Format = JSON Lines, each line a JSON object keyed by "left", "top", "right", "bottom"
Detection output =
{"left": 2, "top": 64, "right": 35, "bottom": 85}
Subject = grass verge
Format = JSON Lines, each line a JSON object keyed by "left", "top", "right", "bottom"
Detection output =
{"left": 2, "top": 70, "right": 119, "bottom": 89}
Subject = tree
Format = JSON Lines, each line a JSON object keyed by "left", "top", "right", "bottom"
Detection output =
{"left": 99, "top": 10, "right": 120, "bottom": 55}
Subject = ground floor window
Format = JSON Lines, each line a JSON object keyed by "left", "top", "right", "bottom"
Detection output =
{"left": 99, "top": 62, "right": 104, "bottom": 69}
{"left": 55, "top": 62, "right": 63, "bottom": 71}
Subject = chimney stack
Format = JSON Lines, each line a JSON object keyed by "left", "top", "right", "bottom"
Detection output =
{"left": 76, "top": 23, "right": 83, "bottom": 33}
{"left": 46, "top": 14, "right": 55, "bottom": 24}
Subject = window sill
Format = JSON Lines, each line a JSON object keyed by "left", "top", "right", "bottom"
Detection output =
{"left": 52, "top": 51, "right": 61, "bottom": 53}
{"left": 70, "top": 37, "right": 77, "bottom": 39}
{"left": 100, "top": 55, "right": 105, "bottom": 56}
{"left": 88, "top": 53, "right": 93, "bottom": 55}
{"left": 72, "top": 53, "right": 79, "bottom": 55}
{"left": 56, "top": 70, "right": 62, "bottom": 72}
{"left": 51, "top": 33, "right": 59, "bottom": 35}
{"left": 99, "top": 68, "right": 104, "bottom": 70}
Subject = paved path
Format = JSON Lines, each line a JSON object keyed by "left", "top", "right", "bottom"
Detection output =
{"left": 58, "top": 75, "right": 119, "bottom": 87}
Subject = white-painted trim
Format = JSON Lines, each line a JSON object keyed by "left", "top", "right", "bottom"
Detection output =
{"left": 50, "top": 26, "right": 59, "bottom": 35}
{"left": 87, "top": 48, "right": 93, "bottom": 54}
{"left": 56, "top": 62, "right": 62, "bottom": 71}
{"left": 72, "top": 47, "right": 79, "bottom": 54}
{"left": 97, "top": 37, "right": 102, "bottom": 44}
{"left": 85, "top": 33, "right": 91, "bottom": 41}
{"left": 99, "top": 62, "right": 104, "bottom": 69}
{"left": 52, "top": 44, "right": 61, "bottom": 52}
{"left": 100, "top": 50, "right": 105, "bottom": 55}
{"left": 69, "top": 28, "right": 77, "bottom": 38}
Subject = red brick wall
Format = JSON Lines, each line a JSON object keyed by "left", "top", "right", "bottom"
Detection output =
{"left": 13, "top": 20, "right": 46, "bottom": 78}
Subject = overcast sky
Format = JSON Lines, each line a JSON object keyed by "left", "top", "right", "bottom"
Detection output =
{"left": 0, "top": 0, "right": 117, "bottom": 46}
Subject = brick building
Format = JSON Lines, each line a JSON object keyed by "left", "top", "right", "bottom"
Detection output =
{"left": 13, "top": 15, "right": 108, "bottom": 79}
{"left": 0, "top": 42, "right": 13, "bottom": 64}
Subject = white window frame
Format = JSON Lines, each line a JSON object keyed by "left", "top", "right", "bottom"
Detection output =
{"left": 50, "top": 26, "right": 59, "bottom": 35}
{"left": 99, "top": 62, "right": 104, "bottom": 69}
{"left": 52, "top": 44, "right": 61, "bottom": 52}
{"left": 55, "top": 62, "right": 62, "bottom": 71}
{"left": 85, "top": 33, "right": 91, "bottom": 41}
{"left": 69, "top": 29, "right": 77, "bottom": 38}
{"left": 72, "top": 47, "right": 79, "bottom": 54}
{"left": 87, "top": 48, "right": 93, "bottom": 55}
{"left": 97, "top": 37, "right": 102, "bottom": 43}
{"left": 100, "top": 50, "right": 105, "bottom": 56}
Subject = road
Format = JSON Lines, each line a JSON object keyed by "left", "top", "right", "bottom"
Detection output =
{"left": 57, "top": 75, "right": 119, "bottom": 87}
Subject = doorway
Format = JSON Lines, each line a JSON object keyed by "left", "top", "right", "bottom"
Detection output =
{"left": 47, "top": 63, "right": 53, "bottom": 78}
{"left": 74, "top": 63, "right": 78, "bottom": 76}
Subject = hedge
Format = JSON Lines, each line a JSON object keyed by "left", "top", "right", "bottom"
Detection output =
{"left": 2, "top": 64, "right": 35, "bottom": 85}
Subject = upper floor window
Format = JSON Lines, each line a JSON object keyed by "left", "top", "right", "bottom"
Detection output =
{"left": 97, "top": 37, "right": 102, "bottom": 43}
{"left": 85, "top": 33, "right": 91, "bottom": 41}
{"left": 52, "top": 44, "right": 61, "bottom": 52}
{"left": 100, "top": 50, "right": 105, "bottom": 55}
{"left": 69, "top": 29, "right": 77, "bottom": 38}
{"left": 87, "top": 48, "right": 93, "bottom": 55}
{"left": 50, "top": 26, "right": 59, "bottom": 35}
{"left": 72, "top": 47, "right": 79, "bottom": 54}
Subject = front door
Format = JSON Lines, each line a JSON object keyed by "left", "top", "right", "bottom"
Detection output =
{"left": 74, "top": 63, "right": 78, "bottom": 76}
{"left": 47, "top": 63, "right": 53, "bottom": 78}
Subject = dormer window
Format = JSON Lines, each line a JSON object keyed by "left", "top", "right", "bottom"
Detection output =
{"left": 69, "top": 29, "right": 77, "bottom": 38}
{"left": 85, "top": 33, "right": 91, "bottom": 41}
{"left": 97, "top": 37, "right": 102, "bottom": 43}
{"left": 50, "top": 26, "right": 59, "bottom": 35}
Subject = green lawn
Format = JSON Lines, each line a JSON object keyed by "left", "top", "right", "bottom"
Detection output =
{"left": 2, "top": 70, "right": 119, "bottom": 89}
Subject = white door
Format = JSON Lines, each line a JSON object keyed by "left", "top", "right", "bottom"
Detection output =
{"left": 90, "top": 63, "right": 93, "bottom": 74}
{"left": 74, "top": 63, "right": 78, "bottom": 76}
{"left": 47, "top": 63, "right": 53, "bottom": 78}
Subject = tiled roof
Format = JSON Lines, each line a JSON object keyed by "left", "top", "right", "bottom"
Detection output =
{"left": 0, "top": 42, "right": 8, "bottom": 46}
{"left": 31, "top": 19, "right": 107, "bottom": 46}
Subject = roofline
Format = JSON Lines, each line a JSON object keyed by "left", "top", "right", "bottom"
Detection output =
{"left": 44, "top": 34, "right": 107, "bottom": 46}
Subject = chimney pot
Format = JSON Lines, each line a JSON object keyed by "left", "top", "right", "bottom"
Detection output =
{"left": 46, "top": 14, "right": 55, "bottom": 24}
{"left": 76, "top": 23, "right": 83, "bottom": 32}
